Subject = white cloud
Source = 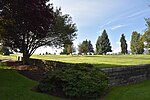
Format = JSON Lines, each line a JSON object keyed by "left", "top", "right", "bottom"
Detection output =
{"left": 99, "top": 20, "right": 112, "bottom": 29}
{"left": 51, "top": 0, "right": 125, "bottom": 27}
{"left": 127, "top": 9, "right": 149, "bottom": 18}
{"left": 111, "top": 24, "right": 126, "bottom": 30}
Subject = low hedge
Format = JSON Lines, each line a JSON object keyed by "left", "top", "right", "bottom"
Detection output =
{"left": 38, "top": 63, "right": 108, "bottom": 99}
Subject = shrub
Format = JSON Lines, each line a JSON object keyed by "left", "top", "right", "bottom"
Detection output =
{"left": 2, "top": 47, "right": 10, "bottom": 56}
{"left": 38, "top": 63, "right": 108, "bottom": 99}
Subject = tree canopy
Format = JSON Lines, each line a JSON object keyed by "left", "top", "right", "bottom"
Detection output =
{"left": 96, "top": 30, "right": 112, "bottom": 55}
{"left": 0, "top": 0, "right": 77, "bottom": 64}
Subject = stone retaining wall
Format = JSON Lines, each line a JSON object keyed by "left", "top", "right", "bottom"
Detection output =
{"left": 28, "top": 59, "right": 76, "bottom": 71}
{"left": 28, "top": 59, "right": 150, "bottom": 86}
{"left": 100, "top": 65, "right": 150, "bottom": 86}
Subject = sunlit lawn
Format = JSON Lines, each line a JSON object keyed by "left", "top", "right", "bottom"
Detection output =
{"left": 1, "top": 54, "right": 150, "bottom": 67}
{"left": 31, "top": 54, "right": 150, "bottom": 67}
{"left": 0, "top": 54, "right": 18, "bottom": 60}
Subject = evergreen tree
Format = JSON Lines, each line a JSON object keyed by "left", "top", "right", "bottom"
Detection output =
{"left": 137, "top": 37, "right": 144, "bottom": 54}
{"left": 96, "top": 29, "right": 112, "bottom": 55}
{"left": 78, "top": 39, "right": 94, "bottom": 54}
{"left": 88, "top": 40, "right": 94, "bottom": 53}
{"left": 142, "top": 18, "right": 150, "bottom": 54}
{"left": 120, "top": 34, "right": 128, "bottom": 54}
{"left": 131, "top": 31, "right": 140, "bottom": 54}
{"left": 78, "top": 40, "right": 88, "bottom": 54}
{"left": 62, "top": 43, "right": 76, "bottom": 55}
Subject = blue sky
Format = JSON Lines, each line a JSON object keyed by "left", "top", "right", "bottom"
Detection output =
{"left": 35, "top": 0, "right": 150, "bottom": 54}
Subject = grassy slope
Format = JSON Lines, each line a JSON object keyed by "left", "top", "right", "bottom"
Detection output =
{"left": 105, "top": 80, "right": 150, "bottom": 100}
{"left": 0, "top": 63, "right": 61, "bottom": 100}
{"left": 32, "top": 55, "right": 150, "bottom": 67}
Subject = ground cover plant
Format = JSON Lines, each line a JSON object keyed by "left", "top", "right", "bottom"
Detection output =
{"left": 0, "top": 62, "right": 61, "bottom": 100}
{"left": 38, "top": 63, "right": 108, "bottom": 99}
{"left": 32, "top": 54, "right": 150, "bottom": 67}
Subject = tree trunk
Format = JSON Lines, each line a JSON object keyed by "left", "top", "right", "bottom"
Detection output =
{"left": 23, "top": 49, "right": 30, "bottom": 65}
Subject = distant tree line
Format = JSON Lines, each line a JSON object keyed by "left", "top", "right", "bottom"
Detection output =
{"left": 69, "top": 18, "right": 149, "bottom": 55}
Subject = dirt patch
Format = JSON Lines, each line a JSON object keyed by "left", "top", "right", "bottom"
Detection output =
{"left": 5, "top": 61, "right": 45, "bottom": 82}
{"left": 18, "top": 70, "right": 45, "bottom": 81}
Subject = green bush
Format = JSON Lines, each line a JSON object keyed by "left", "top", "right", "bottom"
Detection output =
{"left": 2, "top": 47, "right": 10, "bottom": 56}
{"left": 38, "top": 64, "right": 108, "bottom": 99}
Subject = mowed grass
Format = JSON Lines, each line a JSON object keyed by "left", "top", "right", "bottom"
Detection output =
{"left": 105, "top": 80, "right": 150, "bottom": 100}
{"left": 0, "top": 54, "right": 17, "bottom": 60}
{"left": 31, "top": 55, "right": 150, "bottom": 67}
{"left": 1, "top": 55, "right": 150, "bottom": 100}
{"left": 0, "top": 62, "right": 61, "bottom": 100}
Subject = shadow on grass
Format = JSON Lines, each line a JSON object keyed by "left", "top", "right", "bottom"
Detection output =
{"left": 93, "top": 63, "right": 128, "bottom": 68}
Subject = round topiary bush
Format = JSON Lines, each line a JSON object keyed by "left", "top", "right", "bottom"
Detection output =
{"left": 38, "top": 63, "right": 108, "bottom": 99}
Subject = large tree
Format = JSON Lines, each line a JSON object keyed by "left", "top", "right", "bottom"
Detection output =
{"left": 61, "top": 42, "right": 76, "bottom": 55}
{"left": 120, "top": 34, "right": 128, "bottom": 54}
{"left": 131, "top": 31, "right": 144, "bottom": 54}
{"left": 0, "top": 0, "right": 77, "bottom": 64}
{"left": 78, "top": 40, "right": 88, "bottom": 54}
{"left": 78, "top": 40, "right": 94, "bottom": 54}
{"left": 142, "top": 18, "right": 150, "bottom": 54}
{"left": 137, "top": 37, "right": 144, "bottom": 54}
{"left": 96, "top": 29, "right": 112, "bottom": 55}
{"left": 88, "top": 40, "right": 94, "bottom": 53}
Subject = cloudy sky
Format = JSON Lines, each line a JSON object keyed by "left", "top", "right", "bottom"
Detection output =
{"left": 35, "top": 0, "right": 150, "bottom": 54}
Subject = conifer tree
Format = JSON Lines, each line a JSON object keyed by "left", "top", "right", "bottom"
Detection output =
{"left": 120, "top": 34, "right": 128, "bottom": 54}
{"left": 131, "top": 31, "right": 140, "bottom": 54}
{"left": 96, "top": 29, "right": 112, "bottom": 55}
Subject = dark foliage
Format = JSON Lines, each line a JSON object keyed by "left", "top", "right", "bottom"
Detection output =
{"left": 38, "top": 64, "right": 108, "bottom": 99}
{"left": 88, "top": 40, "right": 94, "bottom": 53}
{"left": 2, "top": 46, "right": 10, "bottom": 55}
{"left": 0, "top": 0, "right": 54, "bottom": 63}
{"left": 0, "top": 1, "right": 77, "bottom": 64}
{"left": 120, "top": 34, "right": 128, "bottom": 54}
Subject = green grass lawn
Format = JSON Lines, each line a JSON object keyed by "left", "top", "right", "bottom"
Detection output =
{"left": 0, "top": 54, "right": 18, "bottom": 60}
{"left": 1, "top": 62, "right": 150, "bottom": 100}
{"left": 31, "top": 54, "right": 150, "bottom": 67}
{"left": 105, "top": 80, "right": 150, "bottom": 100}
{"left": 0, "top": 62, "right": 61, "bottom": 100}
{"left": 1, "top": 54, "right": 150, "bottom": 67}
{"left": 1, "top": 55, "right": 150, "bottom": 100}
